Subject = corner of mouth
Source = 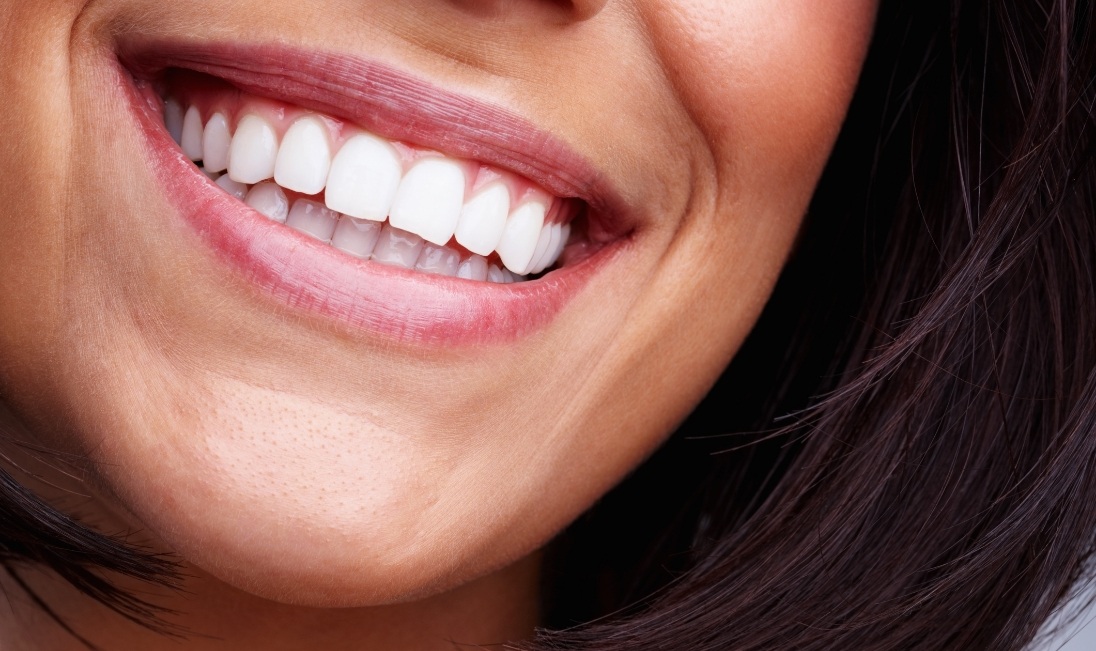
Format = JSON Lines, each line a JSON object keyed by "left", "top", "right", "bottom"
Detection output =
{"left": 114, "top": 38, "right": 636, "bottom": 244}
{"left": 109, "top": 38, "right": 639, "bottom": 343}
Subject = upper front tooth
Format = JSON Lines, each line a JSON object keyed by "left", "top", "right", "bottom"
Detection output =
{"left": 496, "top": 198, "right": 547, "bottom": 276}
{"left": 181, "top": 106, "right": 204, "bottom": 161}
{"left": 325, "top": 134, "right": 403, "bottom": 222}
{"left": 228, "top": 114, "right": 278, "bottom": 185}
{"left": 275, "top": 116, "right": 331, "bottom": 195}
{"left": 454, "top": 182, "right": 509, "bottom": 257}
{"left": 164, "top": 99, "right": 183, "bottom": 145}
{"left": 202, "top": 112, "right": 231, "bottom": 173}
{"left": 388, "top": 158, "right": 466, "bottom": 246}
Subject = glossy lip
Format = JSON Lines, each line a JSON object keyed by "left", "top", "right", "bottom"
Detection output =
{"left": 110, "top": 42, "right": 634, "bottom": 345}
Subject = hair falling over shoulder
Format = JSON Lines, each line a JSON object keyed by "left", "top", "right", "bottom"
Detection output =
{"left": 2, "top": 0, "right": 1095, "bottom": 649}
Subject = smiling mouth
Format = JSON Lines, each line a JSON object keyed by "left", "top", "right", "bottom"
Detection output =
{"left": 160, "top": 70, "right": 580, "bottom": 284}
{"left": 114, "top": 41, "right": 634, "bottom": 343}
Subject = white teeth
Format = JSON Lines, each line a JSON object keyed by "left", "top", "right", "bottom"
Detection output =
{"left": 415, "top": 243, "right": 462, "bottom": 277}
{"left": 171, "top": 103, "right": 573, "bottom": 284}
{"left": 330, "top": 216, "right": 382, "bottom": 259}
{"left": 454, "top": 182, "right": 509, "bottom": 257}
{"left": 181, "top": 107, "right": 204, "bottom": 162}
{"left": 371, "top": 225, "right": 425, "bottom": 269}
{"left": 456, "top": 255, "right": 489, "bottom": 281}
{"left": 530, "top": 222, "right": 566, "bottom": 275}
{"left": 496, "top": 198, "right": 547, "bottom": 275}
{"left": 202, "top": 113, "right": 232, "bottom": 173}
{"left": 165, "top": 99, "right": 184, "bottom": 145}
{"left": 244, "top": 182, "right": 289, "bottom": 223}
{"left": 389, "top": 158, "right": 466, "bottom": 246}
{"left": 531, "top": 223, "right": 561, "bottom": 275}
{"left": 325, "top": 134, "right": 403, "bottom": 222}
{"left": 527, "top": 223, "right": 554, "bottom": 276}
{"left": 228, "top": 115, "right": 278, "bottom": 185}
{"left": 215, "top": 174, "right": 248, "bottom": 201}
{"left": 274, "top": 116, "right": 331, "bottom": 195}
{"left": 286, "top": 199, "right": 339, "bottom": 242}
{"left": 487, "top": 264, "right": 507, "bottom": 284}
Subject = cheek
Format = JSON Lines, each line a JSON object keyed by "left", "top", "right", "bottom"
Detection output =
{"left": 599, "top": 1, "right": 878, "bottom": 443}
{"left": 640, "top": 0, "right": 877, "bottom": 198}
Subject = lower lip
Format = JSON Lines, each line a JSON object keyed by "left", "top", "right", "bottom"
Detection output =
{"left": 114, "top": 61, "right": 617, "bottom": 345}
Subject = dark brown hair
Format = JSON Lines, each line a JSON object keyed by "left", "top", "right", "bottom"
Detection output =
{"left": 2, "top": 0, "right": 1095, "bottom": 649}
{"left": 536, "top": 0, "right": 1096, "bottom": 647}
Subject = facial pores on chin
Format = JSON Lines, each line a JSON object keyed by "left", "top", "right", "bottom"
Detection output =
{"left": 0, "top": 0, "right": 878, "bottom": 607}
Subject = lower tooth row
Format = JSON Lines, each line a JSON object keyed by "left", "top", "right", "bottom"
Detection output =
{"left": 210, "top": 172, "right": 527, "bottom": 283}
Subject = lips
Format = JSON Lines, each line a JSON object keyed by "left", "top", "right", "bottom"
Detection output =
{"left": 161, "top": 74, "right": 576, "bottom": 281}
{"left": 113, "top": 40, "right": 635, "bottom": 344}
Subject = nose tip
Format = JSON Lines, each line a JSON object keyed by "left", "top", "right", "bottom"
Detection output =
{"left": 441, "top": 0, "right": 610, "bottom": 24}
{"left": 569, "top": 0, "right": 609, "bottom": 20}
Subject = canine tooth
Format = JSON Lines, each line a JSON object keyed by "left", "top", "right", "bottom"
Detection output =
{"left": 181, "top": 106, "right": 204, "bottom": 161}
{"left": 275, "top": 116, "right": 331, "bottom": 195}
{"left": 415, "top": 243, "right": 462, "bottom": 277}
{"left": 229, "top": 115, "right": 278, "bottom": 184}
{"left": 203, "top": 113, "right": 231, "bottom": 173}
{"left": 454, "top": 182, "right": 509, "bottom": 257}
{"left": 389, "top": 158, "right": 465, "bottom": 246}
{"left": 245, "top": 182, "right": 289, "bottom": 223}
{"left": 325, "top": 134, "right": 402, "bottom": 222}
{"left": 371, "top": 225, "right": 424, "bottom": 269}
{"left": 531, "top": 223, "right": 562, "bottom": 274}
{"left": 527, "top": 223, "right": 554, "bottom": 275}
{"left": 534, "top": 222, "right": 564, "bottom": 274}
{"left": 286, "top": 199, "right": 338, "bottom": 242}
{"left": 215, "top": 174, "right": 248, "bottom": 200}
{"left": 456, "top": 255, "right": 489, "bottom": 281}
{"left": 487, "top": 264, "right": 506, "bottom": 284}
{"left": 497, "top": 199, "right": 547, "bottom": 276}
{"left": 331, "top": 216, "right": 382, "bottom": 259}
{"left": 165, "top": 99, "right": 183, "bottom": 144}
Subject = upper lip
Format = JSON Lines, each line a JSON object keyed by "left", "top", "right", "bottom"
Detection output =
{"left": 116, "top": 39, "right": 633, "bottom": 241}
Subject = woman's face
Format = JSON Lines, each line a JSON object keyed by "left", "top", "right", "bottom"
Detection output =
{"left": 0, "top": 0, "right": 875, "bottom": 605}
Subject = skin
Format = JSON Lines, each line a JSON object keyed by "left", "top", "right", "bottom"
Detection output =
{"left": 0, "top": 0, "right": 876, "bottom": 649}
